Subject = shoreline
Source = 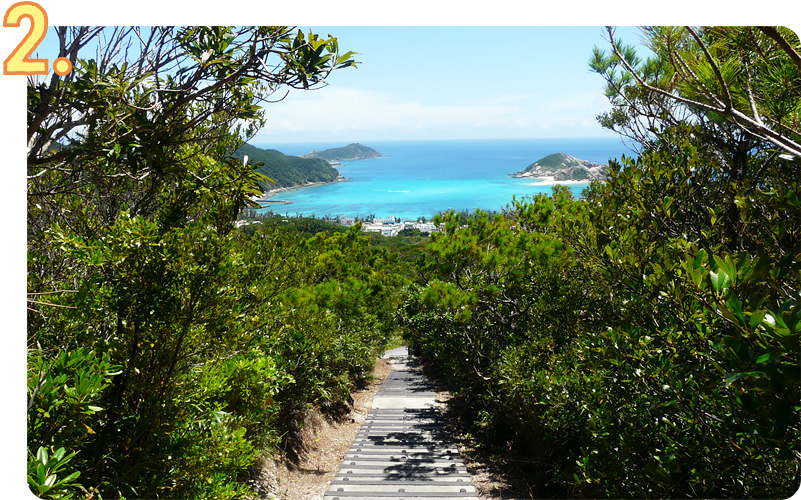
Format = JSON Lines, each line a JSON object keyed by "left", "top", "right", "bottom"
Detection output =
{"left": 522, "top": 175, "right": 594, "bottom": 186}
{"left": 253, "top": 176, "right": 347, "bottom": 204}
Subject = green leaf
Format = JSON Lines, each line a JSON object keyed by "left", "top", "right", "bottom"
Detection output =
{"left": 723, "top": 372, "right": 745, "bottom": 387}
{"left": 755, "top": 352, "right": 770, "bottom": 364}
{"left": 689, "top": 267, "right": 707, "bottom": 288}
{"left": 710, "top": 270, "right": 729, "bottom": 292}
{"left": 36, "top": 447, "right": 48, "bottom": 465}
{"left": 44, "top": 473, "right": 57, "bottom": 487}
{"left": 36, "top": 463, "right": 47, "bottom": 485}
{"left": 726, "top": 295, "right": 744, "bottom": 322}
{"left": 773, "top": 314, "right": 793, "bottom": 337}
{"left": 61, "top": 470, "right": 81, "bottom": 483}
{"left": 749, "top": 310, "right": 766, "bottom": 329}
{"left": 693, "top": 248, "right": 708, "bottom": 268}
{"left": 713, "top": 255, "right": 736, "bottom": 284}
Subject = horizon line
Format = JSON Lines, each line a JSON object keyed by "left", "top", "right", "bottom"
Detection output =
{"left": 251, "top": 135, "right": 626, "bottom": 145}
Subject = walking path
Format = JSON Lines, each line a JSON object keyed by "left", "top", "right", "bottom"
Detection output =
{"left": 324, "top": 346, "right": 479, "bottom": 500}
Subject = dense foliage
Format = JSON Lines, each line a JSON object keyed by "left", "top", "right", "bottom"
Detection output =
{"left": 27, "top": 24, "right": 800, "bottom": 500}
{"left": 233, "top": 143, "right": 340, "bottom": 189}
{"left": 25, "top": 26, "right": 412, "bottom": 500}
{"left": 399, "top": 26, "right": 800, "bottom": 498}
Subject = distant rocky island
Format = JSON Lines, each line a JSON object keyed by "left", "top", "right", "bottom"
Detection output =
{"left": 302, "top": 143, "right": 382, "bottom": 162}
{"left": 510, "top": 152, "right": 607, "bottom": 181}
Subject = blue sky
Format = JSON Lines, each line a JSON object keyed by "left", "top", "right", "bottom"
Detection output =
{"left": 3, "top": 2, "right": 798, "bottom": 147}
{"left": 25, "top": 25, "right": 644, "bottom": 143}
{"left": 254, "top": 26, "right": 643, "bottom": 143}
{"left": 3, "top": 4, "right": 799, "bottom": 148}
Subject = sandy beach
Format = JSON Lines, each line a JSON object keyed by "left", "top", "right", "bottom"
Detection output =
{"left": 253, "top": 176, "right": 347, "bottom": 204}
{"left": 524, "top": 175, "right": 593, "bottom": 186}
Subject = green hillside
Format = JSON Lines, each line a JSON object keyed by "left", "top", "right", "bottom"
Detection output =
{"left": 303, "top": 143, "right": 382, "bottom": 161}
{"left": 233, "top": 143, "right": 340, "bottom": 189}
{"left": 530, "top": 152, "right": 581, "bottom": 169}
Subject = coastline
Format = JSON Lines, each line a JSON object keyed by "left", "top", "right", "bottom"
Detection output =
{"left": 254, "top": 176, "right": 347, "bottom": 204}
{"left": 249, "top": 139, "right": 623, "bottom": 219}
{"left": 522, "top": 175, "right": 594, "bottom": 186}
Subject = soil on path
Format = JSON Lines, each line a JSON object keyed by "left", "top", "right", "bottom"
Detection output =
{"left": 247, "top": 357, "right": 391, "bottom": 500}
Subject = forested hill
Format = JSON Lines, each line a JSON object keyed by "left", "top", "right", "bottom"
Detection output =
{"left": 302, "top": 143, "right": 382, "bottom": 161}
{"left": 233, "top": 143, "right": 340, "bottom": 189}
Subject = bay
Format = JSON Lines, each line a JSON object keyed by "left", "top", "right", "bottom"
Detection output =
{"left": 255, "top": 138, "right": 629, "bottom": 221}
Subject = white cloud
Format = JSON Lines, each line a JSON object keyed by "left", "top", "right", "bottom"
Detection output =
{"left": 254, "top": 86, "right": 610, "bottom": 142}
{"left": 541, "top": 92, "right": 609, "bottom": 114}
{"left": 479, "top": 93, "right": 538, "bottom": 106}
{"left": 256, "top": 87, "right": 523, "bottom": 141}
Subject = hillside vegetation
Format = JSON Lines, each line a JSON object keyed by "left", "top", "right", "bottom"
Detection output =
{"left": 529, "top": 152, "right": 592, "bottom": 169}
{"left": 401, "top": 26, "right": 800, "bottom": 498}
{"left": 26, "top": 26, "right": 376, "bottom": 500}
{"left": 25, "top": 25, "right": 800, "bottom": 500}
{"left": 233, "top": 143, "right": 340, "bottom": 189}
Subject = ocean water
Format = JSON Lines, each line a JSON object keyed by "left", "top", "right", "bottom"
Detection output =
{"left": 255, "top": 138, "right": 629, "bottom": 221}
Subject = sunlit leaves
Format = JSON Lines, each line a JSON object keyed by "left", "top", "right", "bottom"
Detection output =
{"left": 26, "top": 24, "right": 365, "bottom": 499}
{"left": 403, "top": 74, "right": 799, "bottom": 496}
{"left": 593, "top": 26, "right": 801, "bottom": 157}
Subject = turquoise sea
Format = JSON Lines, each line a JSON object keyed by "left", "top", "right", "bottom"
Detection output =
{"left": 255, "top": 138, "right": 629, "bottom": 221}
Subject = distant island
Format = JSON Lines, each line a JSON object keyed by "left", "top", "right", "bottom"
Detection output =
{"left": 231, "top": 142, "right": 382, "bottom": 203}
{"left": 302, "top": 143, "right": 382, "bottom": 162}
{"left": 510, "top": 152, "right": 607, "bottom": 181}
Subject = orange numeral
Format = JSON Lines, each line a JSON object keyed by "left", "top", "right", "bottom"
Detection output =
{"left": 3, "top": 1, "right": 48, "bottom": 75}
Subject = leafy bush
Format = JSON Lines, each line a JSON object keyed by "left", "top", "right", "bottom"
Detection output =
{"left": 25, "top": 26, "right": 389, "bottom": 499}
{"left": 401, "top": 140, "right": 800, "bottom": 497}
{"left": 399, "top": 27, "right": 800, "bottom": 498}
{"left": 28, "top": 446, "right": 84, "bottom": 500}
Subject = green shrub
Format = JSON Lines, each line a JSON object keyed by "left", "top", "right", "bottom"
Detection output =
{"left": 28, "top": 446, "right": 85, "bottom": 500}
{"left": 400, "top": 153, "right": 800, "bottom": 497}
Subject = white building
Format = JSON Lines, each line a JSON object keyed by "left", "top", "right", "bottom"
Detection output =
{"left": 360, "top": 219, "right": 440, "bottom": 237}
{"left": 338, "top": 216, "right": 356, "bottom": 226}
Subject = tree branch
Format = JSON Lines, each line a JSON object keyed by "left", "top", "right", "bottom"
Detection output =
{"left": 685, "top": 26, "right": 733, "bottom": 111}
{"left": 758, "top": 26, "right": 801, "bottom": 73}
{"left": 606, "top": 26, "right": 801, "bottom": 158}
